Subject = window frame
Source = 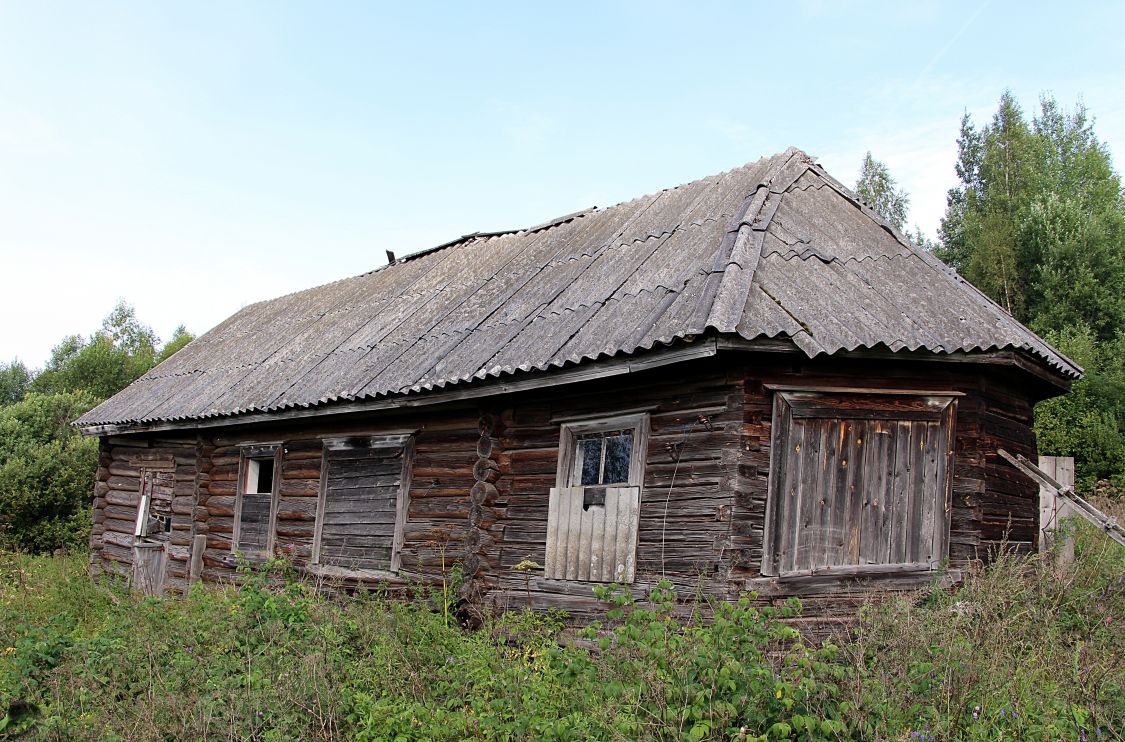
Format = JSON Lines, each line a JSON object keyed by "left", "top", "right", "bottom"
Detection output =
{"left": 311, "top": 433, "right": 415, "bottom": 576}
{"left": 761, "top": 387, "right": 958, "bottom": 579}
{"left": 554, "top": 413, "right": 649, "bottom": 492}
{"left": 545, "top": 412, "right": 649, "bottom": 583}
{"left": 133, "top": 463, "right": 176, "bottom": 539}
{"left": 232, "top": 444, "right": 283, "bottom": 559}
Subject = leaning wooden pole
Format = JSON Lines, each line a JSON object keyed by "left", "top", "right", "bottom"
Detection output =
{"left": 998, "top": 449, "right": 1125, "bottom": 549}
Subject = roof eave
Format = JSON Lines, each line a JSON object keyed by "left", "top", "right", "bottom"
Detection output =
{"left": 78, "top": 335, "right": 768, "bottom": 437}
{"left": 78, "top": 332, "right": 1076, "bottom": 437}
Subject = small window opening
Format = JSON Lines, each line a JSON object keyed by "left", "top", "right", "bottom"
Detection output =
{"left": 236, "top": 452, "right": 278, "bottom": 556}
{"left": 246, "top": 458, "right": 275, "bottom": 494}
{"left": 134, "top": 469, "right": 174, "bottom": 538}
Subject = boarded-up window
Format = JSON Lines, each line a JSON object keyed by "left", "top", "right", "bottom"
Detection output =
{"left": 234, "top": 446, "right": 280, "bottom": 558}
{"left": 762, "top": 391, "right": 956, "bottom": 577}
{"left": 312, "top": 435, "right": 412, "bottom": 573}
{"left": 547, "top": 414, "right": 648, "bottom": 583}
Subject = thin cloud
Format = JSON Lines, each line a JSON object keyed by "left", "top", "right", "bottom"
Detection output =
{"left": 913, "top": 0, "right": 991, "bottom": 84}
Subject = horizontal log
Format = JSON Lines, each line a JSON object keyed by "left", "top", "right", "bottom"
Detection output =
{"left": 280, "top": 480, "right": 320, "bottom": 496}
{"left": 106, "top": 475, "right": 140, "bottom": 491}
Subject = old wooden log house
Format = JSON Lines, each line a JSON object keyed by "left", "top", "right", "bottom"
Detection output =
{"left": 77, "top": 148, "right": 1081, "bottom": 620}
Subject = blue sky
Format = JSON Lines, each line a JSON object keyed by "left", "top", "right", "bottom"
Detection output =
{"left": 2, "top": 1, "right": 1123, "bottom": 367}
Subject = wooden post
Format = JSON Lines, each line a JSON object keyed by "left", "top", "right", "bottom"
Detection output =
{"left": 1038, "top": 455, "right": 1075, "bottom": 563}
{"left": 189, "top": 534, "right": 207, "bottom": 586}
{"left": 1000, "top": 449, "right": 1124, "bottom": 549}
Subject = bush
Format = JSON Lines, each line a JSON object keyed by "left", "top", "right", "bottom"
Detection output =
{"left": 0, "top": 392, "right": 98, "bottom": 553}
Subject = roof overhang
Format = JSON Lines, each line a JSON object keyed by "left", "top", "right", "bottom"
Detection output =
{"left": 79, "top": 334, "right": 1074, "bottom": 437}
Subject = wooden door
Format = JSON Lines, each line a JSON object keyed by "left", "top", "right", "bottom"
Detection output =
{"left": 763, "top": 391, "right": 956, "bottom": 577}
{"left": 132, "top": 542, "right": 167, "bottom": 596}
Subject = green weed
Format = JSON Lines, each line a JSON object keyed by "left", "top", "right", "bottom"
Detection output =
{"left": 0, "top": 522, "right": 1121, "bottom": 740}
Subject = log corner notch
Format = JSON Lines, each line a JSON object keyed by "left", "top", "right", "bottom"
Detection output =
{"left": 465, "top": 411, "right": 500, "bottom": 596}
{"left": 997, "top": 449, "right": 1125, "bottom": 549}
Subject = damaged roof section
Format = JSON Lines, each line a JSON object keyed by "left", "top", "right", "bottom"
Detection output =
{"left": 77, "top": 148, "right": 1080, "bottom": 429}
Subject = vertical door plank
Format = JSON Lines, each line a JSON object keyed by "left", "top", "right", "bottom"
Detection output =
{"left": 576, "top": 494, "right": 594, "bottom": 582}
{"left": 887, "top": 420, "right": 912, "bottom": 564}
{"left": 905, "top": 422, "right": 928, "bottom": 563}
{"left": 761, "top": 394, "right": 792, "bottom": 576}
{"left": 600, "top": 482, "right": 622, "bottom": 582}
{"left": 553, "top": 486, "right": 572, "bottom": 580}
{"left": 861, "top": 421, "right": 891, "bottom": 565}
{"left": 564, "top": 485, "right": 584, "bottom": 580}
{"left": 776, "top": 415, "right": 803, "bottom": 573}
{"left": 545, "top": 487, "right": 562, "bottom": 579}
{"left": 793, "top": 421, "right": 826, "bottom": 573}
{"left": 612, "top": 486, "right": 640, "bottom": 583}
{"left": 918, "top": 422, "right": 942, "bottom": 564}
{"left": 841, "top": 420, "right": 867, "bottom": 565}
{"left": 813, "top": 419, "right": 839, "bottom": 571}
{"left": 588, "top": 494, "right": 607, "bottom": 581}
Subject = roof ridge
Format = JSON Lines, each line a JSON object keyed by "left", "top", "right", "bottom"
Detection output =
{"left": 699, "top": 148, "right": 815, "bottom": 334}
{"left": 391, "top": 155, "right": 783, "bottom": 271}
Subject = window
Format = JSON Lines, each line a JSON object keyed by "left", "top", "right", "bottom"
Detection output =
{"left": 574, "top": 429, "right": 633, "bottom": 491}
{"left": 133, "top": 468, "right": 174, "bottom": 538}
{"left": 546, "top": 414, "right": 648, "bottom": 583}
{"left": 234, "top": 445, "right": 281, "bottom": 558}
{"left": 762, "top": 390, "right": 956, "bottom": 577}
{"left": 312, "top": 435, "right": 413, "bottom": 574}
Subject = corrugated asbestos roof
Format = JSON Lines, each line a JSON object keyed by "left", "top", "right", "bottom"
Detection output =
{"left": 77, "top": 148, "right": 1080, "bottom": 428}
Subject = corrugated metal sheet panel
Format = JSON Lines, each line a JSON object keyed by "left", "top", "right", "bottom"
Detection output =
{"left": 77, "top": 148, "right": 1080, "bottom": 428}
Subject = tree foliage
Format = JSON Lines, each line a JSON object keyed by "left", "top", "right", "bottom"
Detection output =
{"left": 855, "top": 151, "right": 911, "bottom": 231}
{"left": 938, "top": 93, "right": 1125, "bottom": 336}
{"left": 30, "top": 301, "right": 189, "bottom": 401}
{"left": 0, "top": 360, "right": 30, "bottom": 406}
{"left": 938, "top": 92, "right": 1125, "bottom": 487}
{"left": 1033, "top": 326, "right": 1125, "bottom": 489}
{"left": 0, "top": 391, "right": 99, "bottom": 552}
{"left": 157, "top": 325, "right": 195, "bottom": 364}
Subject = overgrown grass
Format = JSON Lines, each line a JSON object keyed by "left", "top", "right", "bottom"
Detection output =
{"left": 844, "top": 526, "right": 1124, "bottom": 739}
{"left": 1, "top": 522, "right": 1121, "bottom": 740}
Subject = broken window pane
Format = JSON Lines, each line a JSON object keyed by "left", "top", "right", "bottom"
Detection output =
{"left": 574, "top": 430, "right": 633, "bottom": 486}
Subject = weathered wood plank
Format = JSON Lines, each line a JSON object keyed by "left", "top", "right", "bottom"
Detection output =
{"left": 888, "top": 421, "right": 911, "bottom": 564}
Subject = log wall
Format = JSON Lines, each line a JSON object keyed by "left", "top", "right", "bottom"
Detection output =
{"left": 88, "top": 352, "right": 1046, "bottom": 620}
